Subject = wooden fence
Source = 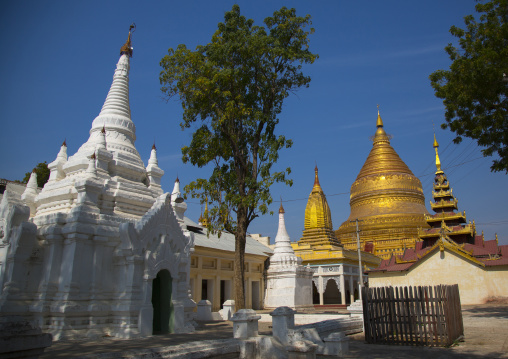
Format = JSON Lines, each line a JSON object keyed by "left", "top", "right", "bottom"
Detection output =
{"left": 362, "top": 284, "right": 464, "bottom": 347}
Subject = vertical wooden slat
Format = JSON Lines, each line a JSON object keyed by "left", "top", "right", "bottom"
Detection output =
{"left": 377, "top": 287, "right": 384, "bottom": 343}
{"left": 401, "top": 286, "right": 409, "bottom": 344}
{"left": 387, "top": 287, "right": 397, "bottom": 345}
{"left": 418, "top": 286, "right": 428, "bottom": 345}
{"left": 370, "top": 287, "right": 378, "bottom": 343}
{"left": 428, "top": 285, "right": 437, "bottom": 346}
{"left": 414, "top": 286, "right": 423, "bottom": 346}
{"left": 435, "top": 285, "right": 444, "bottom": 346}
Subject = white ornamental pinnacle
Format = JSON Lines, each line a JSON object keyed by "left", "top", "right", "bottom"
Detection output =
{"left": 57, "top": 140, "right": 68, "bottom": 161}
{"left": 86, "top": 153, "right": 97, "bottom": 177}
{"left": 22, "top": 169, "right": 38, "bottom": 199}
{"left": 171, "top": 176, "right": 181, "bottom": 203}
{"left": 96, "top": 126, "right": 107, "bottom": 150}
{"left": 271, "top": 203, "right": 299, "bottom": 264}
{"left": 148, "top": 143, "right": 158, "bottom": 166}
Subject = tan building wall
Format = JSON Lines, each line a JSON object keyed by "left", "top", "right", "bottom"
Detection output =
{"left": 369, "top": 248, "right": 508, "bottom": 305}
{"left": 189, "top": 247, "right": 266, "bottom": 311}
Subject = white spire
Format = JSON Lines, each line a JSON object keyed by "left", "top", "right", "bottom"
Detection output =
{"left": 65, "top": 34, "right": 145, "bottom": 180}
{"left": 96, "top": 126, "right": 107, "bottom": 150}
{"left": 171, "top": 177, "right": 181, "bottom": 203}
{"left": 21, "top": 169, "right": 39, "bottom": 211}
{"left": 47, "top": 141, "right": 68, "bottom": 183}
{"left": 24, "top": 170, "right": 38, "bottom": 192}
{"left": 57, "top": 140, "right": 68, "bottom": 161}
{"left": 270, "top": 203, "right": 299, "bottom": 265}
{"left": 148, "top": 144, "right": 158, "bottom": 166}
{"left": 85, "top": 153, "right": 97, "bottom": 177}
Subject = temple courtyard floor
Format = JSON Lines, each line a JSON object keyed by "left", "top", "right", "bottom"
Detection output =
{"left": 41, "top": 303, "right": 508, "bottom": 358}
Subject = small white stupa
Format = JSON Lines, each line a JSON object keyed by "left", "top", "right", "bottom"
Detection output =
{"left": 264, "top": 202, "right": 313, "bottom": 310}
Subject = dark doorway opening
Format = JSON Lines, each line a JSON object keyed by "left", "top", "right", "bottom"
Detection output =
{"left": 152, "top": 269, "right": 173, "bottom": 334}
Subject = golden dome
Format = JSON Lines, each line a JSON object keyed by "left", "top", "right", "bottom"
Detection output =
{"left": 336, "top": 111, "right": 429, "bottom": 245}
{"left": 299, "top": 166, "right": 341, "bottom": 246}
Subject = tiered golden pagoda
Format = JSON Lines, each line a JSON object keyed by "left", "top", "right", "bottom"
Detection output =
{"left": 417, "top": 135, "right": 476, "bottom": 246}
{"left": 335, "top": 110, "right": 430, "bottom": 260}
{"left": 292, "top": 166, "right": 380, "bottom": 268}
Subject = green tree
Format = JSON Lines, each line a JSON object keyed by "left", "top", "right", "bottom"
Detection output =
{"left": 22, "top": 161, "right": 50, "bottom": 188}
{"left": 430, "top": 0, "right": 508, "bottom": 173}
{"left": 160, "top": 5, "right": 317, "bottom": 309}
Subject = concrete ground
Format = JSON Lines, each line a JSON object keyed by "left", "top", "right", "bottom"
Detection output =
{"left": 41, "top": 303, "right": 508, "bottom": 358}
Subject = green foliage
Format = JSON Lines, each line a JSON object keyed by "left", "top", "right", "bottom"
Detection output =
{"left": 160, "top": 5, "right": 318, "bottom": 234}
{"left": 430, "top": 0, "right": 508, "bottom": 173}
{"left": 22, "top": 161, "right": 50, "bottom": 188}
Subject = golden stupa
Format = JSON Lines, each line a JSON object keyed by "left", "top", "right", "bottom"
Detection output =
{"left": 300, "top": 166, "right": 341, "bottom": 246}
{"left": 335, "top": 110, "right": 429, "bottom": 259}
{"left": 292, "top": 166, "right": 381, "bottom": 268}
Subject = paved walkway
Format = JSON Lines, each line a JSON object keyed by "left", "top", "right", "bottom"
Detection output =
{"left": 41, "top": 304, "right": 508, "bottom": 358}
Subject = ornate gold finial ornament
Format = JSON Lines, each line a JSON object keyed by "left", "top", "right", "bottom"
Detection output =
{"left": 376, "top": 104, "right": 383, "bottom": 128}
{"left": 120, "top": 23, "right": 136, "bottom": 58}
{"left": 152, "top": 142, "right": 156, "bottom": 150}
{"left": 201, "top": 198, "right": 210, "bottom": 227}
{"left": 62, "top": 139, "right": 67, "bottom": 147}
{"left": 279, "top": 198, "right": 285, "bottom": 214}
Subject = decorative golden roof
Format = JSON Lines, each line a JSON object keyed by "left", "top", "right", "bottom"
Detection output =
{"left": 419, "top": 134, "right": 476, "bottom": 245}
{"left": 336, "top": 110, "right": 429, "bottom": 245}
{"left": 299, "top": 166, "right": 341, "bottom": 246}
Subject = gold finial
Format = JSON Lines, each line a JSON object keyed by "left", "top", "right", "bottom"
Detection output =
{"left": 175, "top": 175, "right": 179, "bottom": 183}
{"left": 376, "top": 105, "right": 384, "bottom": 128}
{"left": 433, "top": 133, "right": 442, "bottom": 173}
{"left": 152, "top": 142, "right": 156, "bottom": 150}
{"left": 32, "top": 168, "right": 37, "bottom": 173}
{"left": 201, "top": 197, "right": 210, "bottom": 226}
{"left": 314, "top": 165, "right": 320, "bottom": 186}
{"left": 279, "top": 197, "right": 285, "bottom": 214}
{"left": 120, "top": 23, "right": 136, "bottom": 58}
{"left": 62, "top": 139, "right": 67, "bottom": 147}
{"left": 495, "top": 233, "right": 498, "bottom": 244}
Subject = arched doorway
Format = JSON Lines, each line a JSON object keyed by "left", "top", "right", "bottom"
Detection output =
{"left": 152, "top": 269, "right": 173, "bottom": 334}
{"left": 323, "top": 279, "right": 340, "bottom": 304}
{"left": 312, "top": 281, "right": 320, "bottom": 304}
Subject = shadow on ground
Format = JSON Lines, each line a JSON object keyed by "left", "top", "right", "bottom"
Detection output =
{"left": 463, "top": 305, "right": 508, "bottom": 319}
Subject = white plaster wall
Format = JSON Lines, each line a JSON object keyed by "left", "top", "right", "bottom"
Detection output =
{"left": 369, "top": 249, "right": 508, "bottom": 305}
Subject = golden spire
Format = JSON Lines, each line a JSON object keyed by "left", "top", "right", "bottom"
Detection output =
{"left": 300, "top": 166, "right": 341, "bottom": 246}
{"left": 376, "top": 105, "right": 384, "bottom": 127}
{"left": 373, "top": 107, "right": 389, "bottom": 142}
{"left": 120, "top": 23, "right": 135, "bottom": 58}
{"left": 312, "top": 165, "right": 322, "bottom": 193}
{"left": 279, "top": 198, "right": 285, "bottom": 214}
{"left": 201, "top": 198, "right": 209, "bottom": 227}
{"left": 433, "top": 133, "right": 443, "bottom": 174}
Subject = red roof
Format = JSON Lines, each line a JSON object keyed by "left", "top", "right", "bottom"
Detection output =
{"left": 369, "top": 236, "right": 508, "bottom": 273}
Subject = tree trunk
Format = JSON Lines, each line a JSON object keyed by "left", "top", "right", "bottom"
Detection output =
{"left": 233, "top": 205, "right": 248, "bottom": 310}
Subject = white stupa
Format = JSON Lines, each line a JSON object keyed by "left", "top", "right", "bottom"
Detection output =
{"left": 264, "top": 203, "right": 313, "bottom": 309}
{"left": 0, "top": 26, "right": 196, "bottom": 339}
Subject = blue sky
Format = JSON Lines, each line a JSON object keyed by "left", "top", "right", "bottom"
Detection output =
{"left": 1, "top": 0, "right": 507, "bottom": 245}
